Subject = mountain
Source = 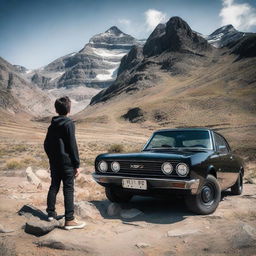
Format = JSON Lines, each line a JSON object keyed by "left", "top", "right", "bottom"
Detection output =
{"left": 90, "top": 16, "right": 213, "bottom": 104}
{"left": 13, "top": 65, "right": 28, "bottom": 74}
{"left": 0, "top": 57, "right": 54, "bottom": 116}
{"left": 205, "top": 25, "right": 246, "bottom": 48}
{"left": 26, "top": 26, "right": 140, "bottom": 90}
{"left": 75, "top": 16, "right": 256, "bottom": 157}
{"left": 19, "top": 26, "right": 141, "bottom": 114}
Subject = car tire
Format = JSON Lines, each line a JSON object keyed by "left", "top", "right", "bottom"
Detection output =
{"left": 105, "top": 187, "right": 133, "bottom": 203}
{"left": 231, "top": 172, "right": 243, "bottom": 195}
{"left": 185, "top": 175, "right": 221, "bottom": 215}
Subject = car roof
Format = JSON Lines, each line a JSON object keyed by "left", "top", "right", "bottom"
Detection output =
{"left": 154, "top": 128, "right": 212, "bottom": 133}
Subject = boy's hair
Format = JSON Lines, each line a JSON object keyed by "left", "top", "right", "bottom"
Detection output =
{"left": 55, "top": 96, "right": 71, "bottom": 115}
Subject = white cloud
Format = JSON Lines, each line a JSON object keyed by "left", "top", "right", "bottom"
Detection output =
{"left": 220, "top": 0, "right": 256, "bottom": 31}
{"left": 118, "top": 19, "right": 131, "bottom": 26}
{"left": 144, "top": 9, "right": 167, "bottom": 31}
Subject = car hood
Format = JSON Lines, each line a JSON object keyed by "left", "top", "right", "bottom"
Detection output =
{"left": 97, "top": 150, "right": 211, "bottom": 162}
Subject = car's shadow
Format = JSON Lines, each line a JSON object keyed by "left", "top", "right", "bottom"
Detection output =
{"left": 91, "top": 195, "right": 194, "bottom": 225}
{"left": 92, "top": 190, "right": 235, "bottom": 225}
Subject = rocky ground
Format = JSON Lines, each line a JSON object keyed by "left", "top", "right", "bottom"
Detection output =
{"left": 0, "top": 166, "right": 256, "bottom": 256}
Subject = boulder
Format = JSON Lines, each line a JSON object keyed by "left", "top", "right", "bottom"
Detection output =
{"left": 74, "top": 201, "right": 102, "bottom": 220}
{"left": 107, "top": 203, "right": 122, "bottom": 217}
{"left": 26, "top": 167, "right": 41, "bottom": 186}
{"left": 120, "top": 208, "right": 143, "bottom": 219}
{"left": 36, "top": 229, "right": 95, "bottom": 253}
{"left": 35, "top": 169, "right": 50, "bottom": 182}
{"left": 0, "top": 224, "right": 14, "bottom": 233}
{"left": 25, "top": 217, "right": 61, "bottom": 236}
{"left": 232, "top": 224, "right": 256, "bottom": 248}
{"left": 75, "top": 174, "right": 95, "bottom": 187}
{"left": 122, "top": 107, "right": 145, "bottom": 123}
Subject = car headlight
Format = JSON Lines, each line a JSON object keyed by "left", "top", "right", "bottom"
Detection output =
{"left": 161, "top": 162, "right": 173, "bottom": 175}
{"left": 111, "top": 161, "right": 120, "bottom": 173}
{"left": 176, "top": 163, "right": 189, "bottom": 177}
{"left": 98, "top": 160, "right": 108, "bottom": 172}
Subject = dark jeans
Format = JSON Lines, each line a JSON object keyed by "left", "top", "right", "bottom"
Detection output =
{"left": 46, "top": 168, "right": 74, "bottom": 221}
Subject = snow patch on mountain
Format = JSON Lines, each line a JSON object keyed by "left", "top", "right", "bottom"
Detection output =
{"left": 205, "top": 25, "right": 246, "bottom": 48}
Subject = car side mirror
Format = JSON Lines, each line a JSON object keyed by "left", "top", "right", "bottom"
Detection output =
{"left": 218, "top": 145, "right": 226, "bottom": 152}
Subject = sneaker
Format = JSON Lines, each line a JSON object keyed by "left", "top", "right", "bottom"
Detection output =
{"left": 64, "top": 219, "right": 86, "bottom": 230}
{"left": 47, "top": 212, "right": 57, "bottom": 222}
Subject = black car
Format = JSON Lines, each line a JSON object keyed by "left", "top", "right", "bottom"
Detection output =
{"left": 93, "top": 128, "right": 244, "bottom": 215}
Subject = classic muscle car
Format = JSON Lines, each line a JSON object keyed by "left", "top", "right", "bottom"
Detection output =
{"left": 93, "top": 128, "right": 244, "bottom": 214}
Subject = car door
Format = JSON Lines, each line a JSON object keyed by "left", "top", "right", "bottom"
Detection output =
{"left": 214, "top": 133, "right": 238, "bottom": 189}
{"left": 212, "top": 132, "right": 228, "bottom": 189}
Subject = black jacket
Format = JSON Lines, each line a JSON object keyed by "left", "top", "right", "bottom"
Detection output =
{"left": 44, "top": 116, "right": 80, "bottom": 170}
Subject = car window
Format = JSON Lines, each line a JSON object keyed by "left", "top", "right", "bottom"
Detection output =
{"left": 145, "top": 130, "right": 212, "bottom": 149}
{"left": 214, "top": 133, "right": 229, "bottom": 154}
{"left": 147, "top": 134, "right": 176, "bottom": 148}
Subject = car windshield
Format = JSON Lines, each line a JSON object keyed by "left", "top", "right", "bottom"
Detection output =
{"left": 144, "top": 130, "right": 213, "bottom": 150}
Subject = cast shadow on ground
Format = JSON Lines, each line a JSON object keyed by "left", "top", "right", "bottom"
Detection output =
{"left": 18, "top": 205, "right": 64, "bottom": 221}
{"left": 91, "top": 195, "right": 194, "bottom": 225}
{"left": 92, "top": 190, "right": 235, "bottom": 225}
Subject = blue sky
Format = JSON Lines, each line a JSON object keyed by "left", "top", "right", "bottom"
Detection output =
{"left": 0, "top": 0, "right": 255, "bottom": 69}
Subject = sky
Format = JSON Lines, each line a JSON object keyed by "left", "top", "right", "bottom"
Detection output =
{"left": 0, "top": 0, "right": 256, "bottom": 69}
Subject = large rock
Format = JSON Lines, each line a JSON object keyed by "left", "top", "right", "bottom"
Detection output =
{"left": 122, "top": 107, "right": 145, "bottom": 123}
{"left": 35, "top": 169, "right": 50, "bottom": 182}
{"left": 120, "top": 208, "right": 143, "bottom": 219}
{"left": 74, "top": 201, "right": 102, "bottom": 220}
{"left": 107, "top": 203, "right": 122, "bottom": 217}
{"left": 36, "top": 229, "right": 96, "bottom": 253}
{"left": 0, "top": 223, "right": 14, "bottom": 233}
{"left": 26, "top": 167, "right": 41, "bottom": 186}
{"left": 232, "top": 224, "right": 256, "bottom": 249}
{"left": 75, "top": 173, "right": 95, "bottom": 187}
{"left": 25, "top": 217, "right": 61, "bottom": 236}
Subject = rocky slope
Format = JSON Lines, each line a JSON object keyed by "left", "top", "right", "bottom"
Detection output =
{"left": 0, "top": 57, "right": 54, "bottom": 116}
{"left": 205, "top": 24, "right": 246, "bottom": 48}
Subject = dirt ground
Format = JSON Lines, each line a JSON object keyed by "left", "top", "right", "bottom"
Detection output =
{"left": 0, "top": 174, "right": 256, "bottom": 256}
{"left": 0, "top": 115, "right": 256, "bottom": 256}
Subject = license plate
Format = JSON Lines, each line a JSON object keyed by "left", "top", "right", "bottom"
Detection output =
{"left": 122, "top": 179, "right": 147, "bottom": 190}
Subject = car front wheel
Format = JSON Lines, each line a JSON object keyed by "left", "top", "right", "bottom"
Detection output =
{"left": 185, "top": 175, "right": 221, "bottom": 215}
{"left": 105, "top": 186, "right": 133, "bottom": 203}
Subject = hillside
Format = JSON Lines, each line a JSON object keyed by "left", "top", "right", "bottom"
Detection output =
{"left": 76, "top": 17, "right": 256, "bottom": 159}
{"left": 0, "top": 57, "right": 54, "bottom": 117}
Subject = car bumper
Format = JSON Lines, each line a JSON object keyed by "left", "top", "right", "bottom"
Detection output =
{"left": 92, "top": 173, "right": 200, "bottom": 194}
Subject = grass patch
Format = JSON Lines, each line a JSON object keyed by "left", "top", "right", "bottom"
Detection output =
{"left": 107, "top": 144, "right": 124, "bottom": 153}
{"left": 5, "top": 157, "right": 38, "bottom": 170}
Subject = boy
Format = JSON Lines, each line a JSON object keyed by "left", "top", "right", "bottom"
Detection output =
{"left": 44, "top": 96, "right": 85, "bottom": 230}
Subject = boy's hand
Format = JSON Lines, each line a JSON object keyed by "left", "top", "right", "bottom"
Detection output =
{"left": 74, "top": 168, "right": 81, "bottom": 177}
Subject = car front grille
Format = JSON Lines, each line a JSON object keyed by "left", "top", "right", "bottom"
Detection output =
{"left": 102, "top": 160, "right": 187, "bottom": 178}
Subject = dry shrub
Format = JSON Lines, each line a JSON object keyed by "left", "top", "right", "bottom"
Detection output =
{"left": 5, "top": 156, "right": 37, "bottom": 170}
{"left": 5, "top": 159, "right": 23, "bottom": 170}
{"left": 108, "top": 144, "right": 124, "bottom": 153}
